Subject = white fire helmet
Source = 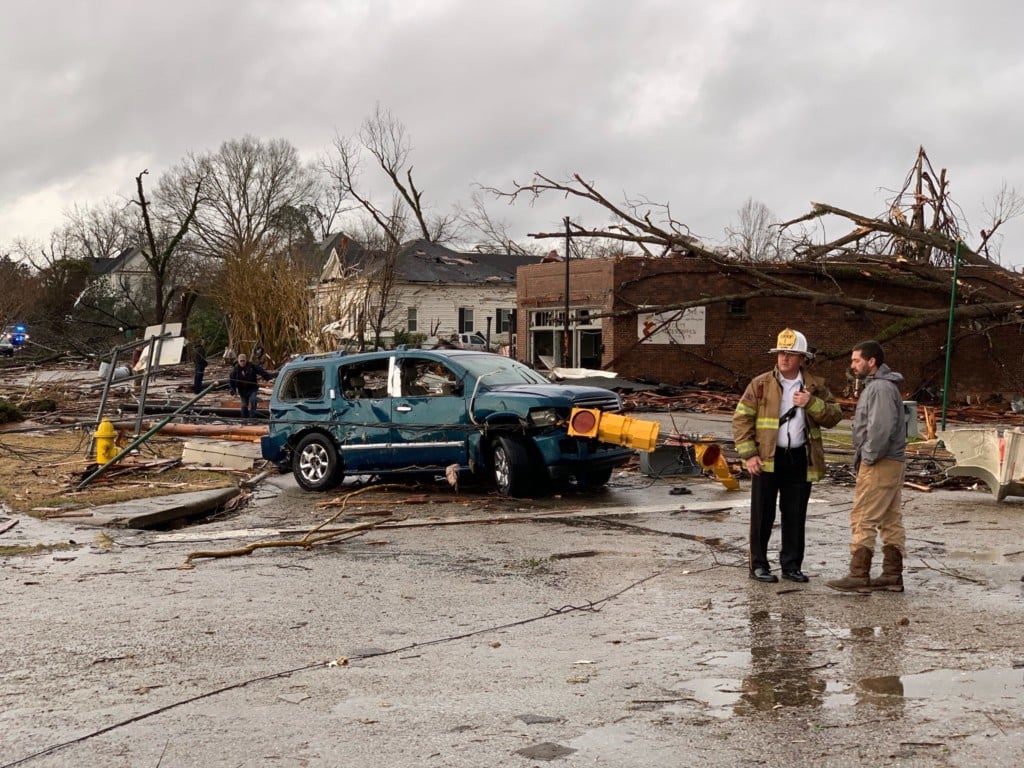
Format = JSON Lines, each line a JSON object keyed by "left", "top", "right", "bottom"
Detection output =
{"left": 769, "top": 328, "right": 814, "bottom": 359}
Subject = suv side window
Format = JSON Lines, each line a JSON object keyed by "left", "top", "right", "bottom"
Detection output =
{"left": 279, "top": 367, "right": 325, "bottom": 401}
{"left": 340, "top": 361, "right": 390, "bottom": 400}
{"left": 401, "top": 357, "right": 458, "bottom": 397}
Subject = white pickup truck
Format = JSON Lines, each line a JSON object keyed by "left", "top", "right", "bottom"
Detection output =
{"left": 452, "top": 332, "right": 489, "bottom": 351}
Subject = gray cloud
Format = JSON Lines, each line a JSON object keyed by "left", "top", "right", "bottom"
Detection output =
{"left": 2, "top": 0, "right": 1023, "bottom": 264}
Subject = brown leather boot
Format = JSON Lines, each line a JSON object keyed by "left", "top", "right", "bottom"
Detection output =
{"left": 870, "top": 545, "right": 904, "bottom": 592}
{"left": 826, "top": 546, "right": 873, "bottom": 592}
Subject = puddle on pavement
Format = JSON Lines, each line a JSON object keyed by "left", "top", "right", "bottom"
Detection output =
{"left": 858, "top": 667, "right": 1022, "bottom": 703}
{"left": 672, "top": 612, "right": 1023, "bottom": 718}
{"left": 672, "top": 665, "right": 1022, "bottom": 718}
{"left": 947, "top": 548, "right": 1008, "bottom": 564}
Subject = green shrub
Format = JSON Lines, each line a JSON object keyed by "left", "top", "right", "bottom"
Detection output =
{"left": 392, "top": 329, "right": 427, "bottom": 348}
{"left": 0, "top": 398, "right": 23, "bottom": 424}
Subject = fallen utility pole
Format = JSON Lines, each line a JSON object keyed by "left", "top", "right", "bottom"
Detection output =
{"left": 155, "top": 423, "right": 268, "bottom": 439}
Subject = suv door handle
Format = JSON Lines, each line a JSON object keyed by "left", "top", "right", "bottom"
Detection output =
{"left": 396, "top": 405, "right": 412, "bottom": 413}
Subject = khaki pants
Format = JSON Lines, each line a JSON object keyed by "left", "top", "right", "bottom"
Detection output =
{"left": 850, "top": 458, "right": 906, "bottom": 554}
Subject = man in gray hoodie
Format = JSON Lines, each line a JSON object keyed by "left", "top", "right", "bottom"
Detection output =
{"left": 827, "top": 340, "right": 907, "bottom": 593}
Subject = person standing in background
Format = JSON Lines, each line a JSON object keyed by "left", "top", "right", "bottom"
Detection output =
{"left": 228, "top": 353, "right": 272, "bottom": 419}
{"left": 827, "top": 340, "right": 907, "bottom": 593}
{"left": 192, "top": 338, "right": 208, "bottom": 394}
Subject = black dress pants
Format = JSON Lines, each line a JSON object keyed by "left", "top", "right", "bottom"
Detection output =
{"left": 749, "top": 446, "right": 811, "bottom": 573}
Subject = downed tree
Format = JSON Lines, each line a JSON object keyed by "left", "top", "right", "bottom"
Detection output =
{"left": 486, "top": 147, "right": 1024, "bottom": 353}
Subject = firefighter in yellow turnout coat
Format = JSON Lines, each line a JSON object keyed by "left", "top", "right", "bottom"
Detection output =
{"left": 733, "top": 329, "right": 843, "bottom": 583}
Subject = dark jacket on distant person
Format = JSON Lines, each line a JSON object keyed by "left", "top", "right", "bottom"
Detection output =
{"left": 229, "top": 361, "right": 270, "bottom": 396}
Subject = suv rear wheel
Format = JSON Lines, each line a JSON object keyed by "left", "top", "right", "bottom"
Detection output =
{"left": 293, "top": 433, "right": 343, "bottom": 491}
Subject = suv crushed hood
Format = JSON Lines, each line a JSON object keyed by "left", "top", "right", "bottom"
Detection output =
{"left": 478, "top": 383, "right": 620, "bottom": 410}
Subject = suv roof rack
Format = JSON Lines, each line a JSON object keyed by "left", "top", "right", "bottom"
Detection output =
{"left": 292, "top": 351, "right": 347, "bottom": 363}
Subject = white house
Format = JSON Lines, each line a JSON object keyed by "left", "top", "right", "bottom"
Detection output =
{"left": 314, "top": 235, "right": 538, "bottom": 349}
{"left": 89, "top": 247, "right": 151, "bottom": 299}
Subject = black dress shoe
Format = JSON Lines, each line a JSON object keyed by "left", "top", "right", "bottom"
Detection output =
{"left": 749, "top": 568, "right": 778, "bottom": 583}
{"left": 781, "top": 570, "right": 810, "bottom": 583}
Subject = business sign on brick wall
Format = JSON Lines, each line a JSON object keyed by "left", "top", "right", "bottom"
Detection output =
{"left": 637, "top": 307, "right": 706, "bottom": 344}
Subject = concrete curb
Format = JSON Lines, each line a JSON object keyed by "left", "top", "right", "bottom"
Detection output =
{"left": 74, "top": 486, "right": 241, "bottom": 529}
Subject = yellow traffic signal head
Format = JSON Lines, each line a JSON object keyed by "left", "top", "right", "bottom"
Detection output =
{"left": 567, "top": 408, "right": 601, "bottom": 438}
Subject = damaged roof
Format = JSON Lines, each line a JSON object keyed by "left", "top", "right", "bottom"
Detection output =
{"left": 320, "top": 234, "right": 539, "bottom": 285}
{"left": 396, "top": 240, "right": 539, "bottom": 284}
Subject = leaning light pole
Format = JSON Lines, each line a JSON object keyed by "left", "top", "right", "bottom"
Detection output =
{"left": 940, "top": 241, "right": 962, "bottom": 430}
{"left": 563, "top": 216, "right": 571, "bottom": 367}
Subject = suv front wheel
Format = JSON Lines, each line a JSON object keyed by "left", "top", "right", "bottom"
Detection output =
{"left": 293, "top": 433, "right": 343, "bottom": 491}
{"left": 492, "top": 435, "right": 534, "bottom": 497}
{"left": 578, "top": 466, "right": 614, "bottom": 488}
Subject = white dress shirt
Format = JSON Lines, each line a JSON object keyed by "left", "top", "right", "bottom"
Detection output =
{"left": 778, "top": 374, "right": 806, "bottom": 448}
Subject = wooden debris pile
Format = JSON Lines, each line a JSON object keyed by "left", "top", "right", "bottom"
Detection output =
{"left": 622, "top": 389, "right": 1024, "bottom": 432}
{"left": 622, "top": 390, "right": 739, "bottom": 414}
{"left": 824, "top": 440, "right": 986, "bottom": 493}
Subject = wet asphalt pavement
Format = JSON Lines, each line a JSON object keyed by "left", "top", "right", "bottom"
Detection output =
{"left": 2, "top": 428, "right": 1024, "bottom": 767}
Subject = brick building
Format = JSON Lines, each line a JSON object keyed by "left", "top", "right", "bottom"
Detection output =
{"left": 516, "top": 255, "right": 1024, "bottom": 400}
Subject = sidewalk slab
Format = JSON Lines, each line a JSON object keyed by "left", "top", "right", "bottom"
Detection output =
{"left": 74, "top": 487, "right": 241, "bottom": 529}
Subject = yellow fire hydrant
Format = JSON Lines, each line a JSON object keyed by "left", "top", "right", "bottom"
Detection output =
{"left": 94, "top": 419, "right": 118, "bottom": 465}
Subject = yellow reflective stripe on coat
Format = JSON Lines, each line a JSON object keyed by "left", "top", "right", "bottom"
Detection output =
{"left": 735, "top": 402, "right": 756, "bottom": 416}
{"left": 735, "top": 439, "right": 756, "bottom": 455}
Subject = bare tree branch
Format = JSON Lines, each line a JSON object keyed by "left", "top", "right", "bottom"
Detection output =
{"left": 130, "top": 169, "right": 203, "bottom": 324}
{"left": 325, "top": 106, "right": 460, "bottom": 246}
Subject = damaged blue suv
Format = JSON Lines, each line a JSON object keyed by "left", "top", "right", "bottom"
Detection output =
{"left": 261, "top": 348, "right": 633, "bottom": 496}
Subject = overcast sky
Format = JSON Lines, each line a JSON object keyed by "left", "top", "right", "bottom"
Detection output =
{"left": 3, "top": 1, "right": 1023, "bottom": 266}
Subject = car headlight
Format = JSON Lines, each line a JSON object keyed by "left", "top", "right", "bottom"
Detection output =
{"left": 528, "top": 408, "right": 560, "bottom": 427}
